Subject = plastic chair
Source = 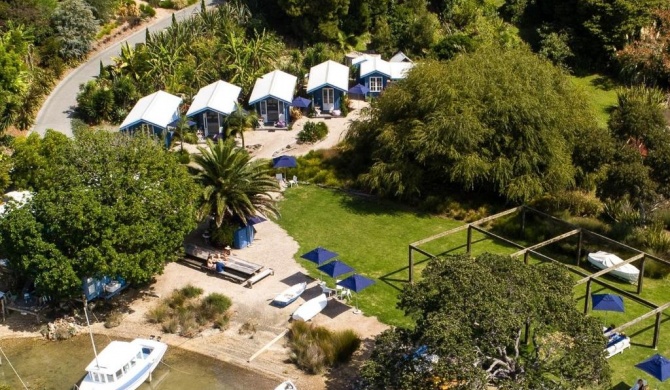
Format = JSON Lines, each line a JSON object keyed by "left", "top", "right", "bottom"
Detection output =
{"left": 320, "top": 283, "right": 336, "bottom": 298}
{"left": 289, "top": 175, "right": 298, "bottom": 187}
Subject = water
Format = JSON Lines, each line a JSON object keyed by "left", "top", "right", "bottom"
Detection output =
{"left": 0, "top": 335, "right": 278, "bottom": 389}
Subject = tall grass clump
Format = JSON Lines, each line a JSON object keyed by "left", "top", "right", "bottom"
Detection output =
{"left": 297, "top": 122, "right": 328, "bottom": 144}
{"left": 146, "top": 287, "right": 232, "bottom": 337}
{"left": 287, "top": 321, "right": 361, "bottom": 374}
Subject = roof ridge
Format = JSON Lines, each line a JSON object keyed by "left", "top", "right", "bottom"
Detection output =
{"left": 206, "top": 81, "right": 222, "bottom": 109}
{"left": 142, "top": 91, "right": 162, "bottom": 119}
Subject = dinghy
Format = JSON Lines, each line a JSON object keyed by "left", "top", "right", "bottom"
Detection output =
{"left": 273, "top": 282, "right": 307, "bottom": 307}
{"left": 587, "top": 251, "right": 640, "bottom": 284}
{"left": 291, "top": 294, "right": 327, "bottom": 322}
{"left": 275, "top": 380, "right": 297, "bottom": 390}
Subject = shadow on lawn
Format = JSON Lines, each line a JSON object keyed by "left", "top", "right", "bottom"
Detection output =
{"left": 378, "top": 238, "right": 489, "bottom": 292}
{"left": 337, "top": 190, "right": 431, "bottom": 217}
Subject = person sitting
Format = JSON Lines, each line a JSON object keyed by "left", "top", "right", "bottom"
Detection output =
{"left": 215, "top": 259, "right": 226, "bottom": 273}
{"left": 605, "top": 323, "right": 616, "bottom": 333}
{"left": 223, "top": 245, "right": 232, "bottom": 258}
{"left": 206, "top": 255, "right": 216, "bottom": 270}
{"left": 631, "top": 379, "right": 646, "bottom": 390}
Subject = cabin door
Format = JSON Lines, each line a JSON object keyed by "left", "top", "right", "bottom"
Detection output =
{"left": 322, "top": 88, "right": 334, "bottom": 111}
{"left": 206, "top": 111, "right": 219, "bottom": 136}
{"left": 266, "top": 99, "right": 279, "bottom": 122}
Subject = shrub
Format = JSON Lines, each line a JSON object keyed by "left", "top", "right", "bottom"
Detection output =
{"left": 166, "top": 290, "right": 187, "bottom": 309}
{"left": 146, "top": 303, "right": 170, "bottom": 323}
{"left": 290, "top": 107, "right": 303, "bottom": 121}
{"left": 288, "top": 321, "right": 361, "bottom": 374}
{"left": 531, "top": 191, "right": 604, "bottom": 218}
{"left": 180, "top": 284, "right": 204, "bottom": 299}
{"left": 176, "top": 149, "right": 190, "bottom": 164}
{"left": 643, "top": 259, "right": 670, "bottom": 279}
{"left": 162, "top": 318, "right": 179, "bottom": 333}
{"left": 210, "top": 223, "right": 236, "bottom": 248}
{"left": 297, "top": 122, "right": 328, "bottom": 144}
{"left": 340, "top": 94, "right": 350, "bottom": 117}
{"left": 200, "top": 293, "right": 232, "bottom": 320}
{"left": 139, "top": 3, "right": 156, "bottom": 17}
{"left": 213, "top": 312, "right": 231, "bottom": 329}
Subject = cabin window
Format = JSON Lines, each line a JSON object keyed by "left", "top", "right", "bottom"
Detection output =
{"left": 370, "top": 77, "right": 383, "bottom": 92}
{"left": 92, "top": 372, "right": 99, "bottom": 382}
{"left": 130, "top": 358, "right": 137, "bottom": 367}
{"left": 137, "top": 351, "right": 142, "bottom": 359}
{"left": 123, "top": 363, "right": 130, "bottom": 373}
{"left": 116, "top": 369, "right": 123, "bottom": 379}
{"left": 107, "top": 374, "right": 114, "bottom": 382}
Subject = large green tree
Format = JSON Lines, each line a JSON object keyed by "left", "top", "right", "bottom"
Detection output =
{"left": 51, "top": 0, "right": 98, "bottom": 60}
{"left": 361, "top": 253, "right": 610, "bottom": 389}
{"left": 192, "top": 139, "right": 279, "bottom": 227}
{"left": 342, "top": 46, "right": 606, "bottom": 204}
{"left": 0, "top": 129, "right": 197, "bottom": 298}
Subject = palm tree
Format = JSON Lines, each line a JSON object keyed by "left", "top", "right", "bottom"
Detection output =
{"left": 173, "top": 113, "right": 192, "bottom": 152}
{"left": 224, "top": 103, "right": 259, "bottom": 148}
{"left": 192, "top": 139, "right": 279, "bottom": 227}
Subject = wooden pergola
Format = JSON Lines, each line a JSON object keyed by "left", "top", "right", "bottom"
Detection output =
{"left": 408, "top": 205, "right": 670, "bottom": 348}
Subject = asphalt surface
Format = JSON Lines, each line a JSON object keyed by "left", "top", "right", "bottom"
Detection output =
{"left": 32, "top": 2, "right": 209, "bottom": 137}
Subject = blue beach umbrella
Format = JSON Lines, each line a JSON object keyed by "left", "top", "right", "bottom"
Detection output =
{"left": 291, "top": 96, "right": 311, "bottom": 108}
{"left": 318, "top": 260, "right": 354, "bottom": 279}
{"left": 636, "top": 354, "right": 670, "bottom": 383}
{"left": 301, "top": 247, "right": 338, "bottom": 266}
{"left": 337, "top": 274, "right": 375, "bottom": 314}
{"left": 591, "top": 293, "right": 625, "bottom": 313}
{"left": 348, "top": 84, "right": 369, "bottom": 95}
{"left": 272, "top": 155, "right": 297, "bottom": 169}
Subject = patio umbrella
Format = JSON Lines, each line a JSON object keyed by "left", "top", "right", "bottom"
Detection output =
{"left": 318, "top": 260, "right": 354, "bottom": 278}
{"left": 591, "top": 293, "right": 625, "bottom": 312}
{"left": 246, "top": 215, "right": 267, "bottom": 225}
{"left": 348, "top": 84, "right": 369, "bottom": 95}
{"left": 272, "top": 155, "right": 297, "bottom": 169}
{"left": 291, "top": 96, "right": 311, "bottom": 108}
{"left": 636, "top": 354, "right": 670, "bottom": 383}
{"left": 337, "top": 274, "right": 375, "bottom": 314}
{"left": 301, "top": 247, "right": 338, "bottom": 266}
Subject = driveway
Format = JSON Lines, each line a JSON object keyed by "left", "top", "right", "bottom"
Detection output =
{"left": 32, "top": 2, "right": 212, "bottom": 137}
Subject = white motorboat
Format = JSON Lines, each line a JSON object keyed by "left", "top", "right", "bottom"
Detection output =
{"left": 273, "top": 282, "right": 307, "bottom": 307}
{"left": 79, "top": 338, "right": 168, "bottom": 390}
{"left": 587, "top": 251, "right": 640, "bottom": 284}
{"left": 275, "top": 380, "right": 297, "bottom": 390}
{"left": 291, "top": 294, "right": 327, "bottom": 322}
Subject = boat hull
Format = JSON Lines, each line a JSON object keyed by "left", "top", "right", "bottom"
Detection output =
{"left": 587, "top": 251, "right": 640, "bottom": 284}
{"left": 291, "top": 294, "right": 327, "bottom": 322}
{"left": 275, "top": 380, "right": 297, "bottom": 390}
{"left": 79, "top": 338, "right": 167, "bottom": 390}
{"left": 273, "top": 283, "right": 307, "bottom": 307}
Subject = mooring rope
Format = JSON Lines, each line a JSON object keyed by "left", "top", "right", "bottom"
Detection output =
{"left": 0, "top": 346, "right": 29, "bottom": 389}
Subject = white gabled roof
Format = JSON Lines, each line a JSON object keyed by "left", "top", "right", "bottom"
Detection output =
{"left": 306, "top": 60, "right": 349, "bottom": 93}
{"left": 390, "top": 51, "right": 413, "bottom": 63}
{"left": 119, "top": 91, "right": 182, "bottom": 131}
{"left": 187, "top": 80, "right": 242, "bottom": 117}
{"left": 360, "top": 57, "right": 392, "bottom": 78}
{"left": 248, "top": 70, "right": 297, "bottom": 105}
{"left": 351, "top": 53, "right": 381, "bottom": 66}
{"left": 390, "top": 62, "right": 414, "bottom": 80}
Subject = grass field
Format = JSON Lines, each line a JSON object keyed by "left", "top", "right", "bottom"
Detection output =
{"left": 569, "top": 73, "right": 619, "bottom": 128}
{"left": 277, "top": 186, "right": 670, "bottom": 388}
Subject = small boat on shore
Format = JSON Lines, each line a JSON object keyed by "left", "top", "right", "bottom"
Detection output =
{"left": 275, "top": 380, "right": 297, "bottom": 389}
{"left": 273, "top": 282, "right": 307, "bottom": 307}
{"left": 291, "top": 294, "right": 327, "bottom": 322}
{"left": 587, "top": 251, "right": 640, "bottom": 284}
{"left": 78, "top": 338, "right": 168, "bottom": 390}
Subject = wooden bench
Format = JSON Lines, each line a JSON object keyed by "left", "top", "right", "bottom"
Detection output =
{"left": 244, "top": 268, "right": 274, "bottom": 288}
{"left": 200, "top": 265, "right": 247, "bottom": 283}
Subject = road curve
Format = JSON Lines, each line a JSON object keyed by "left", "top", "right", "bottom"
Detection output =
{"left": 32, "top": 2, "right": 210, "bottom": 137}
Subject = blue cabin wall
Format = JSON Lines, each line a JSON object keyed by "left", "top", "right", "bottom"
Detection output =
{"left": 255, "top": 98, "right": 291, "bottom": 124}
{"left": 310, "top": 87, "right": 344, "bottom": 111}
{"left": 187, "top": 109, "right": 227, "bottom": 137}
{"left": 360, "top": 71, "right": 390, "bottom": 97}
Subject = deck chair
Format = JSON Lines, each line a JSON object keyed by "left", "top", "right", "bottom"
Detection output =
{"left": 320, "top": 283, "right": 337, "bottom": 298}
{"left": 288, "top": 175, "right": 298, "bottom": 187}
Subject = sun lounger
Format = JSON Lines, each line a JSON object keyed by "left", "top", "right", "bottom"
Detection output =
{"left": 605, "top": 334, "right": 630, "bottom": 358}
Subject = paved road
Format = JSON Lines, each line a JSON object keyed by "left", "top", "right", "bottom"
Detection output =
{"left": 32, "top": 2, "right": 210, "bottom": 137}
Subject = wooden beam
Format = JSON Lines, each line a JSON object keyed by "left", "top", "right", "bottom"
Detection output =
{"left": 408, "top": 246, "right": 414, "bottom": 284}
{"left": 605, "top": 301, "right": 670, "bottom": 340}
{"left": 409, "top": 245, "right": 435, "bottom": 259}
{"left": 410, "top": 206, "right": 522, "bottom": 246}
{"left": 589, "top": 277, "right": 658, "bottom": 308}
{"left": 470, "top": 225, "right": 525, "bottom": 249}
{"left": 654, "top": 312, "right": 662, "bottom": 349}
{"left": 576, "top": 230, "right": 583, "bottom": 267}
{"left": 466, "top": 226, "right": 472, "bottom": 254}
{"left": 575, "top": 253, "right": 644, "bottom": 285}
{"left": 638, "top": 257, "right": 646, "bottom": 294}
{"left": 510, "top": 229, "right": 581, "bottom": 257}
{"left": 584, "top": 279, "right": 592, "bottom": 314}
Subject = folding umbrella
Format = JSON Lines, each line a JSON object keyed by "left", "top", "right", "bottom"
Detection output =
{"left": 301, "top": 247, "right": 338, "bottom": 266}
{"left": 272, "top": 155, "right": 297, "bottom": 169}
{"left": 291, "top": 96, "right": 311, "bottom": 108}
{"left": 337, "top": 274, "right": 375, "bottom": 314}
{"left": 636, "top": 354, "right": 670, "bottom": 384}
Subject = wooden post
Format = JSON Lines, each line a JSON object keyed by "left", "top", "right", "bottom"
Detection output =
{"left": 523, "top": 252, "right": 529, "bottom": 265}
{"left": 520, "top": 208, "right": 526, "bottom": 238}
{"left": 408, "top": 246, "right": 414, "bottom": 284}
{"left": 653, "top": 312, "right": 662, "bottom": 349}
{"left": 584, "top": 279, "right": 592, "bottom": 314}
{"left": 576, "top": 230, "right": 583, "bottom": 267}
{"left": 524, "top": 321, "right": 530, "bottom": 345}
{"left": 637, "top": 257, "right": 646, "bottom": 295}
{"left": 466, "top": 226, "right": 472, "bottom": 254}
{"left": 1, "top": 297, "right": 4, "bottom": 322}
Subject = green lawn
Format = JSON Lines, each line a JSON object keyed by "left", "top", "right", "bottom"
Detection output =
{"left": 277, "top": 186, "right": 670, "bottom": 388}
{"left": 569, "top": 73, "right": 619, "bottom": 128}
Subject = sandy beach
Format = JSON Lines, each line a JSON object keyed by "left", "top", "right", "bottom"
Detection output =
{"left": 0, "top": 102, "right": 389, "bottom": 389}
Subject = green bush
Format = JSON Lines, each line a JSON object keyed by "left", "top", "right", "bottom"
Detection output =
{"left": 176, "top": 149, "right": 191, "bottom": 164}
{"left": 340, "top": 95, "right": 350, "bottom": 117}
{"left": 139, "top": 3, "right": 156, "bottom": 17}
{"left": 96, "top": 21, "right": 118, "bottom": 39}
{"left": 291, "top": 149, "right": 345, "bottom": 187}
{"left": 166, "top": 290, "right": 187, "bottom": 309}
{"left": 161, "top": 318, "right": 179, "bottom": 333}
{"left": 297, "top": 121, "right": 328, "bottom": 144}
{"left": 288, "top": 321, "right": 361, "bottom": 374}
{"left": 200, "top": 293, "right": 232, "bottom": 320}
{"left": 213, "top": 312, "right": 231, "bottom": 329}
{"left": 643, "top": 259, "right": 670, "bottom": 279}
{"left": 180, "top": 284, "right": 204, "bottom": 299}
{"left": 531, "top": 191, "right": 604, "bottom": 218}
{"left": 210, "top": 222, "right": 236, "bottom": 248}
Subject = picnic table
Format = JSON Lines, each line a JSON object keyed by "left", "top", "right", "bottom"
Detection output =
{"left": 182, "top": 243, "right": 269, "bottom": 286}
